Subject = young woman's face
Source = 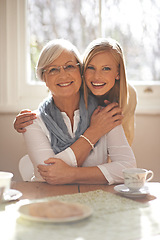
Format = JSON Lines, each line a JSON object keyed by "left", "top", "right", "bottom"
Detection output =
{"left": 44, "top": 50, "right": 82, "bottom": 99}
{"left": 84, "top": 51, "right": 119, "bottom": 96}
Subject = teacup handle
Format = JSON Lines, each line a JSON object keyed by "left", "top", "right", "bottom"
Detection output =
{"left": 146, "top": 170, "right": 154, "bottom": 182}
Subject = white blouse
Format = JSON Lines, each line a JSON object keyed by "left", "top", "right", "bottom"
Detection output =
{"left": 23, "top": 109, "right": 136, "bottom": 184}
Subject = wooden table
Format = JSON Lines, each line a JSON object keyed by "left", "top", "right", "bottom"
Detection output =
{"left": 11, "top": 181, "right": 79, "bottom": 199}
{"left": 11, "top": 181, "right": 160, "bottom": 204}
{"left": 1, "top": 181, "right": 159, "bottom": 240}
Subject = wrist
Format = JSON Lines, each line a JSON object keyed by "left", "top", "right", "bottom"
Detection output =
{"left": 70, "top": 167, "right": 83, "bottom": 184}
{"left": 69, "top": 167, "right": 78, "bottom": 183}
{"left": 83, "top": 127, "right": 102, "bottom": 145}
{"left": 80, "top": 135, "right": 94, "bottom": 149}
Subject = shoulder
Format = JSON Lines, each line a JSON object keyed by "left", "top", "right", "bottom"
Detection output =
{"left": 109, "top": 124, "right": 124, "bottom": 134}
{"left": 26, "top": 109, "right": 48, "bottom": 133}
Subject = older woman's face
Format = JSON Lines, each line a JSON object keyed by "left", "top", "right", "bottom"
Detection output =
{"left": 84, "top": 51, "right": 119, "bottom": 96}
{"left": 44, "top": 50, "right": 82, "bottom": 99}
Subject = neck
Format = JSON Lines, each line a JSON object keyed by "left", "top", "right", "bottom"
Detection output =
{"left": 96, "top": 93, "right": 109, "bottom": 106}
{"left": 53, "top": 92, "right": 80, "bottom": 124}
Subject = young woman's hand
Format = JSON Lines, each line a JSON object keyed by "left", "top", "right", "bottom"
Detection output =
{"left": 89, "top": 102, "right": 123, "bottom": 139}
{"left": 13, "top": 109, "right": 37, "bottom": 133}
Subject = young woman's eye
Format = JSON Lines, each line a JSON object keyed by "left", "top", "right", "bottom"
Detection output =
{"left": 87, "top": 66, "right": 95, "bottom": 70}
{"left": 103, "top": 67, "right": 111, "bottom": 71}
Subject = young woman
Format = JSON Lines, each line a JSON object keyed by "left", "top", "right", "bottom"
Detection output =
{"left": 83, "top": 37, "right": 137, "bottom": 146}
{"left": 14, "top": 38, "right": 136, "bottom": 184}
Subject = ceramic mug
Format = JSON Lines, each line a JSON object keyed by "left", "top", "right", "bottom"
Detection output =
{"left": 0, "top": 171, "right": 13, "bottom": 201}
{"left": 123, "top": 168, "right": 154, "bottom": 191}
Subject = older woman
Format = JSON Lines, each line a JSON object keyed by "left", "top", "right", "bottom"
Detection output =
{"left": 14, "top": 38, "right": 136, "bottom": 184}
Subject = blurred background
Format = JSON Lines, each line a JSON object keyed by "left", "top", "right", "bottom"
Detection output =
{"left": 0, "top": 0, "right": 160, "bottom": 181}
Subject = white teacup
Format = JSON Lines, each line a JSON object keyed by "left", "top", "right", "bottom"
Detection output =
{"left": 0, "top": 171, "right": 13, "bottom": 201}
{"left": 123, "top": 168, "right": 154, "bottom": 191}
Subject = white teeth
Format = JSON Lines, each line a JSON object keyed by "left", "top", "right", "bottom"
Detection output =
{"left": 92, "top": 82, "right": 105, "bottom": 86}
{"left": 58, "top": 82, "right": 72, "bottom": 87}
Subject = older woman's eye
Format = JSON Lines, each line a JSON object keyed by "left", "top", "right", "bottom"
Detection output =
{"left": 49, "top": 67, "right": 58, "bottom": 73}
{"left": 65, "top": 64, "right": 75, "bottom": 70}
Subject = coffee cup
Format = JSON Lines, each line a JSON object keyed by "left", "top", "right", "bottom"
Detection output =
{"left": 123, "top": 168, "right": 154, "bottom": 191}
{"left": 0, "top": 171, "right": 13, "bottom": 201}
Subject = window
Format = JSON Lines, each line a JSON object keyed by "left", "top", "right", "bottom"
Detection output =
{"left": 28, "top": 0, "right": 160, "bottom": 83}
{"left": 0, "top": 0, "right": 160, "bottom": 113}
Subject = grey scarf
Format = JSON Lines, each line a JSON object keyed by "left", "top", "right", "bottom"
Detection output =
{"left": 39, "top": 92, "right": 98, "bottom": 154}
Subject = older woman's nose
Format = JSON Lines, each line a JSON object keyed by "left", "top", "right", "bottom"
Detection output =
{"left": 58, "top": 66, "right": 67, "bottom": 75}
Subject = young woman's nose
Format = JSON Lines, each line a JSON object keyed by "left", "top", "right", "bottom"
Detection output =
{"left": 94, "top": 70, "right": 102, "bottom": 79}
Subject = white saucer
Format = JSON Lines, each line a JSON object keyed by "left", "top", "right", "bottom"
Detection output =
{"left": 2, "top": 189, "right": 22, "bottom": 202}
{"left": 114, "top": 184, "right": 150, "bottom": 198}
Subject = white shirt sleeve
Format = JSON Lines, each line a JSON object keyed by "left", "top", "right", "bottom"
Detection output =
{"left": 97, "top": 125, "right": 136, "bottom": 185}
{"left": 23, "top": 112, "right": 77, "bottom": 180}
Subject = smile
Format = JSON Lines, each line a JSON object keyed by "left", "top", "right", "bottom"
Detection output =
{"left": 91, "top": 82, "right": 106, "bottom": 87}
{"left": 57, "top": 82, "right": 73, "bottom": 87}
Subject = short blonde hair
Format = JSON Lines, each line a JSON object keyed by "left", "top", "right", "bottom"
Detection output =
{"left": 36, "top": 39, "right": 82, "bottom": 81}
{"left": 83, "top": 38, "right": 128, "bottom": 110}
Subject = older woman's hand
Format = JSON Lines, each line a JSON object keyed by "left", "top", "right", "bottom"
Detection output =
{"left": 38, "top": 158, "right": 74, "bottom": 185}
{"left": 13, "top": 109, "right": 37, "bottom": 133}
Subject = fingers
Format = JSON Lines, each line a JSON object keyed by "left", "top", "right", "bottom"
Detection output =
{"left": 16, "top": 113, "right": 37, "bottom": 122}
{"left": 100, "top": 103, "right": 122, "bottom": 116}
{"left": 20, "top": 109, "right": 32, "bottom": 114}
{"left": 38, "top": 166, "right": 49, "bottom": 180}
{"left": 111, "top": 119, "right": 122, "bottom": 129}
{"left": 39, "top": 171, "right": 49, "bottom": 178}
{"left": 38, "top": 158, "right": 56, "bottom": 170}
{"left": 38, "top": 163, "right": 55, "bottom": 181}
{"left": 92, "top": 106, "right": 101, "bottom": 115}
{"left": 16, "top": 128, "right": 27, "bottom": 133}
{"left": 103, "top": 102, "right": 119, "bottom": 112}
{"left": 44, "top": 158, "right": 56, "bottom": 164}
{"left": 37, "top": 164, "right": 48, "bottom": 171}
{"left": 103, "top": 100, "right": 111, "bottom": 105}
{"left": 13, "top": 111, "right": 37, "bottom": 132}
{"left": 15, "top": 120, "right": 33, "bottom": 129}
{"left": 112, "top": 114, "right": 123, "bottom": 123}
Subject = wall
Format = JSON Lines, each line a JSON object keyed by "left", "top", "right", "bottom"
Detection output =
{"left": 132, "top": 114, "right": 160, "bottom": 182}
{"left": 0, "top": 113, "right": 27, "bottom": 181}
{"left": 0, "top": 113, "right": 160, "bottom": 182}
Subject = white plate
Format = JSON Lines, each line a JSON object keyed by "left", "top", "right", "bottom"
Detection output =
{"left": 114, "top": 184, "right": 150, "bottom": 198}
{"left": 2, "top": 189, "right": 22, "bottom": 202}
{"left": 18, "top": 201, "right": 93, "bottom": 223}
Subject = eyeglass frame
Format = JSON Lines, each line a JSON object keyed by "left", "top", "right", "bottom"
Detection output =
{"left": 42, "top": 62, "right": 80, "bottom": 77}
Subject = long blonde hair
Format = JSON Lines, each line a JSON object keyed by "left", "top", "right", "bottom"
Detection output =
{"left": 83, "top": 38, "right": 128, "bottom": 111}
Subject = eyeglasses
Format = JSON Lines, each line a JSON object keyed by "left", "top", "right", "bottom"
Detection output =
{"left": 43, "top": 63, "right": 80, "bottom": 77}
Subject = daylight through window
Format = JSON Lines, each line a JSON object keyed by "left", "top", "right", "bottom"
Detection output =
{"left": 27, "top": 0, "right": 160, "bottom": 83}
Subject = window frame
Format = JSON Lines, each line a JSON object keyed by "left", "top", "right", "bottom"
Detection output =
{"left": 0, "top": 0, "right": 160, "bottom": 114}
